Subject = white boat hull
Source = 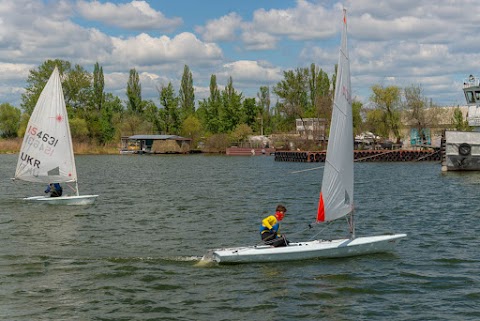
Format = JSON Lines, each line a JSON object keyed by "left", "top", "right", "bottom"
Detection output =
{"left": 205, "top": 234, "right": 407, "bottom": 264}
{"left": 23, "top": 195, "right": 98, "bottom": 206}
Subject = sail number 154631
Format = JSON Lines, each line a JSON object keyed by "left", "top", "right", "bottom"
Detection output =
{"left": 27, "top": 126, "right": 59, "bottom": 147}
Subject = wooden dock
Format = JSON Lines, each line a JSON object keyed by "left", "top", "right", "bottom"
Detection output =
{"left": 275, "top": 149, "right": 441, "bottom": 162}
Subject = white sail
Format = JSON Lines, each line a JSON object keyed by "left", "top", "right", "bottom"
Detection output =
{"left": 317, "top": 10, "right": 354, "bottom": 222}
{"left": 15, "top": 67, "right": 77, "bottom": 184}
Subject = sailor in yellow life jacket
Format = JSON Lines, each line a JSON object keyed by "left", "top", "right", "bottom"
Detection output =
{"left": 259, "top": 204, "right": 289, "bottom": 247}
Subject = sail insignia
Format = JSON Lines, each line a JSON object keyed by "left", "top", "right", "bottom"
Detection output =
{"left": 48, "top": 167, "right": 60, "bottom": 176}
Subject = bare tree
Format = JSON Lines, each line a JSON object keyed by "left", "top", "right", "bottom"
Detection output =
{"left": 403, "top": 84, "right": 443, "bottom": 143}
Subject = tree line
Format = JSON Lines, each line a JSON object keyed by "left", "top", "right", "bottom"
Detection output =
{"left": 0, "top": 58, "right": 470, "bottom": 150}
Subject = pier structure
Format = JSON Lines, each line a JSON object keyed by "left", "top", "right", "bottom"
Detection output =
{"left": 226, "top": 146, "right": 276, "bottom": 156}
{"left": 275, "top": 149, "right": 441, "bottom": 162}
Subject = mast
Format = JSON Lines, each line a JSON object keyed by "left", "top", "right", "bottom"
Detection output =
{"left": 348, "top": 212, "right": 355, "bottom": 239}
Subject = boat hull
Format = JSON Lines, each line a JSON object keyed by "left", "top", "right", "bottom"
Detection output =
{"left": 23, "top": 195, "right": 98, "bottom": 205}
{"left": 442, "top": 131, "right": 480, "bottom": 171}
{"left": 205, "top": 234, "right": 407, "bottom": 264}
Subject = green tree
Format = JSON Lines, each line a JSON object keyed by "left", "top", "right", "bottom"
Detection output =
{"left": 63, "top": 64, "right": 92, "bottom": 114}
{"left": 230, "top": 123, "right": 253, "bottom": 143}
{"left": 159, "top": 82, "right": 180, "bottom": 134}
{"left": 312, "top": 65, "right": 333, "bottom": 129}
{"left": 273, "top": 68, "right": 309, "bottom": 132}
{"left": 178, "top": 65, "right": 195, "bottom": 120}
{"left": 126, "top": 68, "right": 143, "bottom": 114}
{"left": 122, "top": 113, "right": 144, "bottom": 136}
{"left": 21, "top": 59, "right": 71, "bottom": 114}
{"left": 274, "top": 68, "right": 309, "bottom": 117}
{"left": 98, "top": 94, "right": 119, "bottom": 144}
{"left": 309, "top": 63, "right": 331, "bottom": 117}
{"left": 370, "top": 85, "right": 402, "bottom": 142}
{"left": 69, "top": 117, "right": 90, "bottom": 141}
{"left": 221, "top": 77, "right": 243, "bottom": 132}
{"left": 365, "top": 109, "right": 389, "bottom": 138}
{"left": 241, "top": 97, "right": 258, "bottom": 130}
{"left": 198, "top": 74, "right": 222, "bottom": 134}
{"left": 181, "top": 114, "right": 203, "bottom": 144}
{"left": 19, "top": 59, "right": 126, "bottom": 144}
{"left": 144, "top": 100, "right": 161, "bottom": 134}
{"left": 257, "top": 86, "right": 270, "bottom": 135}
{"left": 0, "top": 103, "right": 21, "bottom": 138}
{"left": 17, "top": 113, "right": 30, "bottom": 137}
{"left": 21, "top": 60, "right": 93, "bottom": 118}
{"left": 93, "top": 62, "right": 105, "bottom": 112}
{"left": 270, "top": 101, "right": 292, "bottom": 133}
{"left": 452, "top": 107, "right": 470, "bottom": 131}
{"left": 352, "top": 100, "right": 363, "bottom": 136}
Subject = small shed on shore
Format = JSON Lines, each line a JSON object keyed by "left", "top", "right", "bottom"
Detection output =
{"left": 120, "top": 135, "right": 192, "bottom": 154}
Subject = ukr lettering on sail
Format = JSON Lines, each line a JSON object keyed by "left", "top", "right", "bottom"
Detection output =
{"left": 20, "top": 152, "right": 41, "bottom": 168}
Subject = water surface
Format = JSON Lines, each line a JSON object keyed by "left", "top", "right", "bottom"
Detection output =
{"left": 0, "top": 154, "right": 478, "bottom": 320}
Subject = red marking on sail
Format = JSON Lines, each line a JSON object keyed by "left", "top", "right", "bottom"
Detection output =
{"left": 316, "top": 192, "right": 325, "bottom": 222}
{"left": 56, "top": 114, "right": 63, "bottom": 122}
{"left": 343, "top": 15, "right": 346, "bottom": 24}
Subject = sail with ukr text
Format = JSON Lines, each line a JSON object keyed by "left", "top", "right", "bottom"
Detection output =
{"left": 15, "top": 67, "right": 77, "bottom": 184}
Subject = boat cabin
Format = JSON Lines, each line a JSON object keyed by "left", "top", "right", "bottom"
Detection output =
{"left": 463, "top": 75, "right": 480, "bottom": 128}
{"left": 463, "top": 75, "right": 480, "bottom": 105}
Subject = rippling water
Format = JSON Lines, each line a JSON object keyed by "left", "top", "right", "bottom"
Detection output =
{"left": 0, "top": 154, "right": 479, "bottom": 320}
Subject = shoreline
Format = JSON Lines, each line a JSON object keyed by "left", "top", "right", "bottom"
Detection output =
{"left": 0, "top": 138, "right": 120, "bottom": 155}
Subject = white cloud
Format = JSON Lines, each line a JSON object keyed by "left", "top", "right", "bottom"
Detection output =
{"left": 110, "top": 32, "right": 223, "bottom": 67}
{"left": 248, "top": 0, "right": 338, "bottom": 41}
{"left": 300, "top": 45, "right": 336, "bottom": 71}
{"left": 76, "top": 0, "right": 182, "bottom": 31}
{"left": 352, "top": 13, "right": 442, "bottom": 41}
{"left": 0, "top": 63, "right": 32, "bottom": 81}
{"left": 0, "top": 1, "right": 113, "bottom": 64}
{"left": 221, "top": 60, "right": 283, "bottom": 84}
{"left": 2, "top": 0, "right": 480, "bottom": 108}
{"left": 0, "top": 0, "right": 226, "bottom": 105}
{"left": 241, "top": 29, "right": 278, "bottom": 51}
{"left": 196, "top": 12, "right": 242, "bottom": 42}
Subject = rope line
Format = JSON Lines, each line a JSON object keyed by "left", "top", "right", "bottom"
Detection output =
{"left": 354, "top": 150, "right": 396, "bottom": 162}
{"left": 416, "top": 150, "right": 440, "bottom": 161}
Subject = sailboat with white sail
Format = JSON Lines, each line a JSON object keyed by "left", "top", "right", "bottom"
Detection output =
{"left": 203, "top": 10, "right": 406, "bottom": 264}
{"left": 13, "top": 67, "right": 98, "bottom": 205}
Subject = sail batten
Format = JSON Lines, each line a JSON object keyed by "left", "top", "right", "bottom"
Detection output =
{"left": 317, "top": 9, "right": 353, "bottom": 223}
{"left": 14, "top": 67, "right": 78, "bottom": 184}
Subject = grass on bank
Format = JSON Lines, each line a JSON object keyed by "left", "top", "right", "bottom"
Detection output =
{"left": 0, "top": 138, "right": 120, "bottom": 155}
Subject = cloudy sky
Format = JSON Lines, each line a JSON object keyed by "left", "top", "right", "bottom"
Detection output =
{"left": 0, "top": 0, "right": 477, "bottom": 109}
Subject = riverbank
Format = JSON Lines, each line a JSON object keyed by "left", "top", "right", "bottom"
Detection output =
{"left": 0, "top": 138, "right": 119, "bottom": 155}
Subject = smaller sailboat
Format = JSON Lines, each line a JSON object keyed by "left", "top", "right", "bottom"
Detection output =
{"left": 204, "top": 10, "right": 406, "bottom": 264}
{"left": 13, "top": 67, "right": 98, "bottom": 205}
